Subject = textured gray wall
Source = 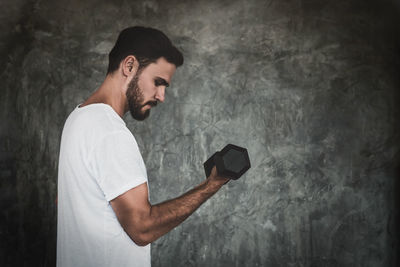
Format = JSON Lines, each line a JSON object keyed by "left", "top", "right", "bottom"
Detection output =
{"left": 1, "top": 0, "right": 399, "bottom": 266}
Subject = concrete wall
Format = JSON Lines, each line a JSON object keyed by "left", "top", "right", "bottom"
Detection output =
{"left": 1, "top": 0, "right": 399, "bottom": 266}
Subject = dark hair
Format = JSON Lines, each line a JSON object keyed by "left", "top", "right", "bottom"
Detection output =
{"left": 107, "top": 26, "right": 184, "bottom": 74}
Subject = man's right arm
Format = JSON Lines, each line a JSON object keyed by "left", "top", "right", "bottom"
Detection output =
{"left": 110, "top": 166, "right": 229, "bottom": 246}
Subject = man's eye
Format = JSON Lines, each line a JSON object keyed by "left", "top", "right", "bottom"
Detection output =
{"left": 154, "top": 78, "right": 169, "bottom": 87}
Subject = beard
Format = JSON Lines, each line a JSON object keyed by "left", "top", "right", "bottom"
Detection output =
{"left": 126, "top": 73, "right": 157, "bottom": 121}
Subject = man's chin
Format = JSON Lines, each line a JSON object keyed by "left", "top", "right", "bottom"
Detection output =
{"left": 130, "top": 109, "right": 150, "bottom": 121}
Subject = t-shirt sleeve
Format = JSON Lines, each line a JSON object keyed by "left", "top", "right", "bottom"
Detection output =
{"left": 92, "top": 130, "right": 148, "bottom": 201}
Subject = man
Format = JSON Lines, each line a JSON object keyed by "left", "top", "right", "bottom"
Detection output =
{"left": 57, "top": 26, "right": 229, "bottom": 267}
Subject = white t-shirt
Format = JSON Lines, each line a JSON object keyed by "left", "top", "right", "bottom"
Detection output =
{"left": 57, "top": 103, "right": 150, "bottom": 267}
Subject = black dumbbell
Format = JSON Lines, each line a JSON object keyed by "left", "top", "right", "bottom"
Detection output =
{"left": 203, "top": 144, "right": 251, "bottom": 180}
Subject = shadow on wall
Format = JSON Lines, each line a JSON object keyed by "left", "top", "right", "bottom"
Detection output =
{"left": 396, "top": 164, "right": 400, "bottom": 267}
{"left": 395, "top": 110, "right": 400, "bottom": 267}
{"left": 394, "top": 15, "right": 400, "bottom": 265}
{"left": 0, "top": 153, "right": 57, "bottom": 267}
{"left": 0, "top": 158, "right": 18, "bottom": 267}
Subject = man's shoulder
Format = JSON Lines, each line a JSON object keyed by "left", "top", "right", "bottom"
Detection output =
{"left": 65, "top": 103, "right": 129, "bottom": 138}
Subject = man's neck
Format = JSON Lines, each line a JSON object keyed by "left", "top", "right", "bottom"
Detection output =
{"left": 80, "top": 74, "right": 127, "bottom": 118}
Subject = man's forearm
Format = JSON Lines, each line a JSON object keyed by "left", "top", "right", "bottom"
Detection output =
{"left": 141, "top": 177, "right": 225, "bottom": 244}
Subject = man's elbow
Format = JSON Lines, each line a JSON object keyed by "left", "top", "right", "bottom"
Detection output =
{"left": 130, "top": 232, "right": 152, "bottom": 247}
{"left": 117, "top": 209, "right": 154, "bottom": 246}
{"left": 133, "top": 238, "right": 150, "bottom": 247}
{"left": 123, "top": 219, "right": 154, "bottom": 246}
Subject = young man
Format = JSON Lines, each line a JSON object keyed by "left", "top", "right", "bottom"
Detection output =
{"left": 57, "top": 26, "right": 229, "bottom": 267}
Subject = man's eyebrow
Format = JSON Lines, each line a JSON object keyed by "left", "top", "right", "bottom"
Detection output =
{"left": 156, "top": 77, "right": 169, "bottom": 87}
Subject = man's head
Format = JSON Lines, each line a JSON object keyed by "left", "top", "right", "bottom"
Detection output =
{"left": 107, "top": 26, "right": 183, "bottom": 120}
{"left": 125, "top": 57, "right": 176, "bottom": 120}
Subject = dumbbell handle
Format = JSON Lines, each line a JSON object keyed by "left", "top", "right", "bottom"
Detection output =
{"left": 204, "top": 152, "right": 219, "bottom": 178}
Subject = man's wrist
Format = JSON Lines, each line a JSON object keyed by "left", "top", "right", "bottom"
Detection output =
{"left": 205, "top": 176, "right": 229, "bottom": 191}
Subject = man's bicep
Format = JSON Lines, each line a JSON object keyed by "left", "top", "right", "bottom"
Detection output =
{"left": 93, "top": 131, "right": 148, "bottom": 201}
{"left": 110, "top": 182, "right": 151, "bottom": 235}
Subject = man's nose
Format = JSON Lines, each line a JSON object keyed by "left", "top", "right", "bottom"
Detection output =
{"left": 155, "top": 87, "right": 165, "bottom": 103}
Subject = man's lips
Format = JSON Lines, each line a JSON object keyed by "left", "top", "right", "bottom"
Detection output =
{"left": 143, "top": 101, "right": 157, "bottom": 108}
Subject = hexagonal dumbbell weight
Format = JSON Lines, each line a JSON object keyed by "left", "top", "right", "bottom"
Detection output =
{"left": 203, "top": 144, "right": 251, "bottom": 180}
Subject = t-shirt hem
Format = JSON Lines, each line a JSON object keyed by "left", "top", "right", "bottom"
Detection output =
{"left": 105, "top": 179, "right": 147, "bottom": 201}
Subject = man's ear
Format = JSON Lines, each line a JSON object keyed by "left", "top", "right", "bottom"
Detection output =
{"left": 121, "top": 55, "right": 139, "bottom": 77}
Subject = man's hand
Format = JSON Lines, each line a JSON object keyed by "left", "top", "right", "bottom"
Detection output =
{"left": 207, "top": 166, "right": 230, "bottom": 186}
{"left": 110, "top": 167, "right": 229, "bottom": 246}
